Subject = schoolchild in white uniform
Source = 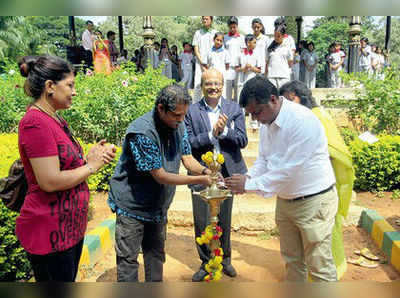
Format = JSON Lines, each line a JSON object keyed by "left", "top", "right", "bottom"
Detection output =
{"left": 370, "top": 44, "right": 380, "bottom": 75}
{"left": 236, "top": 34, "right": 262, "bottom": 132}
{"left": 152, "top": 42, "right": 160, "bottom": 69}
{"left": 158, "top": 38, "right": 174, "bottom": 79}
{"left": 179, "top": 42, "right": 194, "bottom": 90}
{"left": 359, "top": 37, "right": 372, "bottom": 74}
{"left": 265, "top": 24, "right": 293, "bottom": 89}
{"left": 327, "top": 41, "right": 345, "bottom": 88}
{"left": 274, "top": 17, "right": 296, "bottom": 54}
{"left": 304, "top": 41, "right": 318, "bottom": 89}
{"left": 292, "top": 49, "right": 301, "bottom": 81}
{"left": 206, "top": 32, "right": 231, "bottom": 99}
{"left": 192, "top": 16, "right": 218, "bottom": 102}
{"left": 251, "top": 18, "right": 271, "bottom": 75}
{"left": 375, "top": 46, "right": 385, "bottom": 79}
{"left": 224, "top": 16, "right": 245, "bottom": 102}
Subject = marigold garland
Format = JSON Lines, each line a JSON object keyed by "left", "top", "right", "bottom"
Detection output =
{"left": 196, "top": 224, "right": 224, "bottom": 282}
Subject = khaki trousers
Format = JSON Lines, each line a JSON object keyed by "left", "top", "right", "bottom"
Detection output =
{"left": 276, "top": 187, "right": 338, "bottom": 282}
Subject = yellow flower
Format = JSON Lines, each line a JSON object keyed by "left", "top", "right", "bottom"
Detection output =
{"left": 205, "top": 264, "right": 211, "bottom": 272}
{"left": 217, "top": 264, "right": 223, "bottom": 272}
{"left": 213, "top": 271, "right": 222, "bottom": 281}
{"left": 196, "top": 237, "right": 203, "bottom": 245}
{"left": 214, "top": 256, "right": 223, "bottom": 264}
{"left": 206, "top": 151, "right": 213, "bottom": 158}
{"left": 201, "top": 154, "right": 207, "bottom": 163}
{"left": 217, "top": 154, "right": 224, "bottom": 164}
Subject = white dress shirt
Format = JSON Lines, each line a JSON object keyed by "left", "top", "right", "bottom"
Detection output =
{"left": 245, "top": 99, "right": 335, "bottom": 199}
{"left": 203, "top": 98, "right": 228, "bottom": 153}
{"left": 82, "top": 29, "right": 93, "bottom": 51}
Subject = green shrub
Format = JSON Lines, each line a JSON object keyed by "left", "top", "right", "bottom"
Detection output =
{"left": 339, "top": 127, "right": 358, "bottom": 147}
{"left": 0, "top": 61, "right": 174, "bottom": 145}
{"left": 61, "top": 63, "right": 173, "bottom": 145}
{"left": 349, "top": 135, "right": 400, "bottom": 191}
{"left": 0, "top": 202, "right": 32, "bottom": 281}
{"left": 0, "top": 71, "right": 30, "bottom": 133}
{"left": 340, "top": 67, "right": 400, "bottom": 135}
{"left": 0, "top": 133, "right": 19, "bottom": 178}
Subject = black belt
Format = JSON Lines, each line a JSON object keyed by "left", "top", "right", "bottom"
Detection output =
{"left": 289, "top": 185, "right": 334, "bottom": 202}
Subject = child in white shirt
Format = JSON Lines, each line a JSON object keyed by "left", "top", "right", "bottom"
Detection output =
{"left": 179, "top": 42, "right": 194, "bottom": 90}
{"left": 327, "top": 41, "right": 345, "bottom": 88}
{"left": 206, "top": 32, "right": 230, "bottom": 98}
{"left": 235, "top": 34, "right": 262, "bottom": 132}
{"left": 224, "top": 16, "right": 245, "bottom": 102}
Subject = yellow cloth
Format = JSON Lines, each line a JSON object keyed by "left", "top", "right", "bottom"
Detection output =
{"left": 312, "top": 107, "right": 355, "bottom": 280}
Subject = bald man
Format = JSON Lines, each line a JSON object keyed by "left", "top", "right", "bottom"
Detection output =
{"left": 184, "top": 69, "right": 248, "bottom": 281}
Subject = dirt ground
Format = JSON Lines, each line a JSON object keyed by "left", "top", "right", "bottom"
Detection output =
{"left": 81, "top": 191, "right": 400, "bottom": 282}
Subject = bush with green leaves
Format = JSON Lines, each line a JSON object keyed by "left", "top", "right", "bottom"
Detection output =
{"left": 0, "top": 202, "right": 32, "bottom": 281}
{"left": 339, "top": 67, "right": 400, "bottom": 135}
{"left": 349, "top": 135, "right": 400, "bottom": 191}
{"left": 62, "top": 62, "right": 173, "bottom": 145}
{"left": 0, "top": 60, "right": 174, "bottom": 146}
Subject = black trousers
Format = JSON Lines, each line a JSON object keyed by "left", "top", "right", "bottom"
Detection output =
{"left": 115, "top": 214, "right": 166, "bottom": 282}
{"left": 82, "top": 48, "right": 93, "bottom": 69}
{"left": 27, "top": 239, "right": 84, "bottom": 282}
{"left": 191, "top": 191, "right": 233, "bottom": 268}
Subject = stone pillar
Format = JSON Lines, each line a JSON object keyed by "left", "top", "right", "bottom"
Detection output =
{"left": 348, "top": 16, "right": 361, "bottom": 74}
{"left": 142, "top": 16, "right": 155, "bottom": 69}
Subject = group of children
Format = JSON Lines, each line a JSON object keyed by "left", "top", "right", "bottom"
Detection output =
{"left": 187, "top": 16, "right": 299, "bottom": 104}
{"left": 359, "top": 37, "right": 388, "bottom": 78}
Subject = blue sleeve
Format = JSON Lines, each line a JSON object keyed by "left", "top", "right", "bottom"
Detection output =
{"left": 182, "top": 128, "right": 192, "bottom": 155}
{"left": 129, "top": 134, "right": 162, "bottom": 171}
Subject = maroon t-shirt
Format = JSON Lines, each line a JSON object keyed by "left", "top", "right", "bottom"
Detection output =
{"left": 16, "top": 108, "right": 89, "bottom": 255}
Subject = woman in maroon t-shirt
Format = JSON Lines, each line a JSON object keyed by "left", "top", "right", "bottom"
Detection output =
{"left": 17, "top": 55, "right": 116, "bottom": 282}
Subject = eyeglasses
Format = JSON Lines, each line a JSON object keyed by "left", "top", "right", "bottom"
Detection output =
{"left": 204, "top": 81, "right": 222, "bottom": 87}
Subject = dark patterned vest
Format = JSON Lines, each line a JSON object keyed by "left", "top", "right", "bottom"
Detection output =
{"left": 109, "top": 108, "right": 185, "bottom": 220}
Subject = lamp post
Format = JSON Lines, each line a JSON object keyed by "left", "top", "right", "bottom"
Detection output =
{"left": 295, "top": 16, "right": 303, "bottom": 48}
{"left": 348, "top": 16, "right": 361, "bottom": 73}
{"left": 142, "top": 16, "right": 156, "bottom": 69}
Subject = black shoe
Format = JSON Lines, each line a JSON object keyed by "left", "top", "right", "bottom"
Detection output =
{"left": 192, "top": 268, "right": 208, "bottom": 282}
{"left": 222, "top": 263, "right": 237, "bottom": 277}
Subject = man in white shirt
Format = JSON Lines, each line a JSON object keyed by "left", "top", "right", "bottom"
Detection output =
{"left": 81, "top": 20, "right": 94, "bottom": 69}
{"left": 225, "top": 76, "right": 338, "bottom": 282}
{"left": 192, "top": 16, "right": 217, "bottom": 103}
{"left": 224, "top": 16, "right": 245, "bottom": 102}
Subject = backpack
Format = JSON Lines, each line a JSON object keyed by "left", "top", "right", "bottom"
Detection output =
{"left": 0, "top": 159, "right": 28, "bottom": 212}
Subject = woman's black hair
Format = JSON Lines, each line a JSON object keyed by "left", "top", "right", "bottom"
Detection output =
{"left": 267, "top": 24, "right": 286, "bottom": 53}
{"left": 279, "top": 80, "right": 318, "bottom": 109}
{"left": 18, "top": 55, "right": 73, "bottom": 100}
